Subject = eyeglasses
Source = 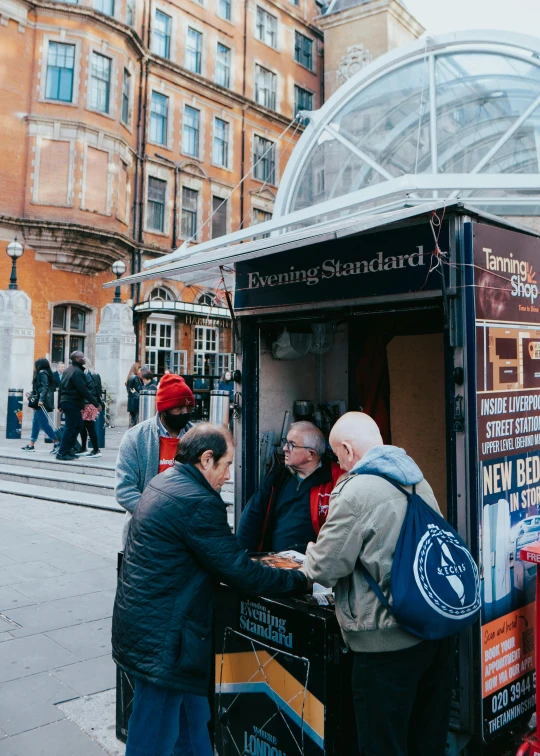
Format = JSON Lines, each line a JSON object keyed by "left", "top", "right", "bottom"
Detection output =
{"left": 283, "top": 440, "right": 316, "bottom": 452}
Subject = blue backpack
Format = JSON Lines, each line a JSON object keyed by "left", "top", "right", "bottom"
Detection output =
{"left": 351, "top": 471, "right": 481, "bottom": 640}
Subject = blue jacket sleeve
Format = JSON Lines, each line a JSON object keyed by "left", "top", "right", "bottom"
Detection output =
{"left": 183, "top": 495, "right": 306, "bottom": 597}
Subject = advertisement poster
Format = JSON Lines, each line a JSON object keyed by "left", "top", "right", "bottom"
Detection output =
{"left": 475, "top": 223, "right": 540, "bottom": 741}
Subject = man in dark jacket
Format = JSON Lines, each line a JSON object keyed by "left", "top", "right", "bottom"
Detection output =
{"left": 237, "top": 421, "right": 342, "bottom": 554}
{"left": 112, "top": 423, "right": 307, "bottom": 756}
{"left": 57, "top": 351, "right": 100, "bottom": 461}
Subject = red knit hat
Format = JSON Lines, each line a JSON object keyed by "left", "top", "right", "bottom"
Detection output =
{"left": 156, "top": 374, "right": 195, "bottom": 412}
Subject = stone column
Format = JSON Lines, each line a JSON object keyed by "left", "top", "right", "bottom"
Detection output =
{"left": 95, "top": 303, "right": 136, "bottom": 426}
{"left": 0, "top": 290, "right": 35, "bottom": 430}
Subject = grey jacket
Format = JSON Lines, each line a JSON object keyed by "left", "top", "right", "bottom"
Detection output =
{"left": 303, "top": 445, "right": 441, "bottom": 653}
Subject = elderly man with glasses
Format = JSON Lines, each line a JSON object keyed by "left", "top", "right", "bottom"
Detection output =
{"left": 237, "top": 421, "right": 342, "bottom": 554}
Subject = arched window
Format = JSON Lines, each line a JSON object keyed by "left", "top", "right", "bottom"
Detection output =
{"left": 51, "top": 304, "right": 90, "bottom": 363}
{"left": 198, "top": 292, "right": 215, "bottom": 306}
{"left": 149, "top": 287, "right": 174, "bottom": 301}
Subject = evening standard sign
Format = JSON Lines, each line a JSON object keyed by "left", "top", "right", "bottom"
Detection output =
{"left": 234, "top": 223, "right": 447, "bottom": 310}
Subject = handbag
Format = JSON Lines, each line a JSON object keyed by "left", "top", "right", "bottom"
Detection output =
{"left": 28, "top": 392, "right": 39, "bottom": 409}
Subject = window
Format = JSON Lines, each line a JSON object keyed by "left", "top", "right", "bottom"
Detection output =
{"left": 181, "top": 187, "right": 198, "bottom": 238}
{"left": 255, "top": 65, "right": 276, "bottom": 110}
{"left": 256, "top": 7, "right": 277, "bottom": 48}
{"left": 194, "top": 326, "right": 218, "bottom": 375}
{"left": 147, "top": 177, "right": 167, "bottom": 232}
{"left": 122, "top": 68, "right": 131, "bottom": 124}
{"left": 186, "top": 28, "right": 202, "bottom": 74}
{"left": 218, "top": 353, "right": 234, "bottom": 374}
{"left": 45, "top": 43, "right": 75, "bottom": 103}
{"left": 218, "top": 0, "right": 231, "bottom": 21}
{"left": 153, "top": 10, "right": 171, "bottom": 59}
{"left": 150, "top": 92, "right": 169, "bottom": 146}
{"left": 51, "top": 304, "right": 88, "bottom": 363}
{"left": 215, "top": 43, "right": 231, "bottom": 88}
{"left": 253, "top": 207, "right": 272, "bottom": 238}
{"left": 126, "top": 0, "right": 134, "bottom": 25}
{"left": 94, "top": 0, "right": 114, "bottom": 15}
{"left": 253, "top": 135, "right": 276, "bottom": 183}
{"left": 182, "top": 106, "right": 200, "bottom": 157}
{"left": 198, "top": 292, "right": 215, "bottom": 306}
{"left": 150, "top": 287, "right": 173, "bottom": 301}
{"left": 295, "top": 31, "right": 313, "bottom": 70}
{"left": 146, "top": 321, "right": 180, "bottom": 375}
{"left": 294, "top": 85, "right": 313, "bottom": 113}
{"left": 289, "top": 0, "right": 299, "bottom": 5}
{"left": 90, "top": 53, "right": 112, "bottom": 114}
{"left": 212, "top": 197, "right": 227, "bottom": 238}
{"left": 213, "top": 118, "right": 229, "bottom": 167}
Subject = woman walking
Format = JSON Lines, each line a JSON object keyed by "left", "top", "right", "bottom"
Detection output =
{"left": 126, "top": 362, "right": 141, "bottom": 427}
{"left": 22, "top": 358, "right": 59, "bottom": 451}
{"left": 77, "top": 362, "right": 103, "bottom": 459}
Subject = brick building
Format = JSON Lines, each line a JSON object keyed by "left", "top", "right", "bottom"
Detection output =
{"left": 0, "top": 0, "right": 421, "bottom": 385}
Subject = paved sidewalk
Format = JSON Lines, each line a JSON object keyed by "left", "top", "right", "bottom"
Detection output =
{"left": 0, "top": 491, "right": 125, "bottom": 755}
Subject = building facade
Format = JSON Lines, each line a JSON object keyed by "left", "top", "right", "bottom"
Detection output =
{"left": 0, "top": 0, "right": 421, "bottom": 401}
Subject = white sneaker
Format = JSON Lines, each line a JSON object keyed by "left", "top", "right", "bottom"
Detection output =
{"left": 87, "top": 451, "right": 102, "bottom": 458}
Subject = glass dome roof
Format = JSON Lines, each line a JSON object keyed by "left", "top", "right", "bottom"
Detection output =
{"left": 274, "top": 31, "right": 540, "bottom": 220}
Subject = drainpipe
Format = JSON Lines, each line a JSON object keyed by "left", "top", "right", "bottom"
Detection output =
{"left": 240, "top": 0, "right": 248, "bottom": 230}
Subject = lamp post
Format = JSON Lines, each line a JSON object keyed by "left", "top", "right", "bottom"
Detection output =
{"left": 6, "top": 238, "right": 24, "bottom": 290}
{"left": 112, "top": 260, "right": 127, "bottom": 303}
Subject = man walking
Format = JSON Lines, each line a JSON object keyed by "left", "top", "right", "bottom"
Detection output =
{"left": 113, "top": 423, "right": 307, "bottom": 756}
{"left": 302, "top": 412, "right": 455, "bottom": 756}
{"left": 116, "top": 373, "right": 195, "bottom": 542}
{"left": 56, "top": 351, "right": 100, "bottom": 462}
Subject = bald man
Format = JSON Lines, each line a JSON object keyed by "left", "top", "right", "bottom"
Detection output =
{"left": 302, "top": 412, "right": 455, "bottom": 756}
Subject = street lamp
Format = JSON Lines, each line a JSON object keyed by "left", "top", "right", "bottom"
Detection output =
{"left": 112, "top": 259, "right": 127, "bottom": 303}
{"left": 6, "top": 237, "right": 24, "bottom": 290}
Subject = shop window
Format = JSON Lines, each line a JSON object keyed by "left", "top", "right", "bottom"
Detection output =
{"left": 90, "top": 52, "right": 112, "bottom": 114}
{"left": 218, "top": 0, "right": 231, "bottom": 21}
{"left": 182, "top": 106, "right": 200, "bottom": 157}
{"left": 122, "top": 69, "right": 131, "bottom": 125}
{"left": 212, "top": 197, "right": 227, "bottom": 238}
{"left": 255, "top": 65, "right": 276, "bottom": 111}
{"left": 153, "top": 10, "right": 171, "bottom": 59}
{"left": 46, "top": 42, "right": 75, "bottom": 103}
{"left": 255, "top": 7, "right": 277, "bottom": 49}
{"left": 253, "top": 135, "right": 276, "bottom": 184}
{"left": 145, "top": 320, "right": 183, "bottom": 374}
{"left": 186, "top": 28, "right": 202, "bottom": 74}
{"left": 150, "top": 287, "right": 174, "bottom": 301}
{"left": 181, "top": 187, "right": 198, "bottom": 239}
{"left": 150, "top": 91, "right": 169, "bottom": 146}
{"left": 194, "top": 326, "right": 218, "bottom": 375}
{"left": 294, "top": 31, "right": 313, "bottom": 70}
{"left": 51, "top": 304, "right": 88, "bottom": 364}
{"left": 213, "top": 118, "right": 229, "bottom": 168}
{"left": 215, "top": 43, "right": 231, "bottom": 88}
{"left": 147, "top": 177, "right": 167, "bottom": 232}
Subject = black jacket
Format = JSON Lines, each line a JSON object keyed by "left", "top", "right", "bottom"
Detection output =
{"left": 84, "top": 370, "right": 103, "bottom": 407}
{"left": 126, "top": 374, "right": 141, "bottom": 413}
{"left": 34, "top": 370, "right": 55, "bottom": 413}
{"left": 59, "top": 363, "right": 98, "bottom": 408}
{"left": 112, "top": 463, "right": 306, "bottom": 694}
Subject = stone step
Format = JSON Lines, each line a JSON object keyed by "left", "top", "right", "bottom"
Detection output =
{"left": 0, "top": 463, "right": 114, "bottom": 497}
{"left": 0, "top": 449, "right": 115, "bottom": 477}
{"left": 0, "top": 480, "right": 123, "bottom": 512}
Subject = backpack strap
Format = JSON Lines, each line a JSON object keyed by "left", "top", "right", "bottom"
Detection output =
{"left": 357, "top": 562, "right": 393, "bottom": 614}
{"left": 350, "top": 469, "right": 415, "bottom": 498}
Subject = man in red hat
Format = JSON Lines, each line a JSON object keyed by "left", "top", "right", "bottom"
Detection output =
{"left": 116, "top": 374, "right": 195, "bottom": 543}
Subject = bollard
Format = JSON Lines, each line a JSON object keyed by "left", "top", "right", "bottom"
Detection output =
{"left": 96, "top": 391, "right": 106, "bottom": 449}
{"left": 6, "top": 389, "right": 23, "bottom": 439}
{"left": 209, "top": 390, "right": 230, "bottom": 427}
{"left": 139, "top": 388, "right": 156, "bottom": 422}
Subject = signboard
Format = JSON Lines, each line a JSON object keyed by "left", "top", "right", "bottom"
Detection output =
{"left": 475, "top": 223, "right": 540, "bottom": 742}
{"left": 234, "top": 223, "right": 448, "bottom": 310}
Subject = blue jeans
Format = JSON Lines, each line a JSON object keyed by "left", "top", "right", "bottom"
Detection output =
{"left": 125, "top": 679, "right": 213, "bottom": 756}
{"left": 30, "top": 408, "right": 57, "bottom": 443}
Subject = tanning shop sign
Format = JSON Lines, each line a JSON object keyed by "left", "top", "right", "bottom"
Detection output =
{"left": 234, "top": 223, "right": 447, "bottom": 310}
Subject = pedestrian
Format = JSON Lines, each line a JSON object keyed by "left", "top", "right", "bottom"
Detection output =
{"left": 116, "top": 373, "right": 195, "bottom": 543}
{"left": 140, "top": 369, "right": 157, "bottom": 392}
{"left": 21, "top": 358, "right": 59, "bottom": 452}
{"left": 56, "top": 351, "right": 100, "bottom": 462}
{"left": 126, "top": 362, "right": 141, "bottom": 427}
{"left": 76, "top": 361, "right": 103, "bottom": 459}
{"left": 112, "top": 423, "right": 308, "bottom": 756}
{"left": 301, "top": 412, "right": 455, "bottom": 756}
{"left": 52, "top": 361, "right": 65, "bottom": 389}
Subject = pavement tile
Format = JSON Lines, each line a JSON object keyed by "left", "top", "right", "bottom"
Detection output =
{"left": 43, "top": 552, "right": 114, "bottom": 574}
{"left": 51, "top": 654, "right": 116, "bottom": 696}
{"left": 0, "top": 586, "right": 36, "bottom": 612}
{"left": 58, "top": 689, "right": 125, "bottom": 756}
{"left": 11, "top": 575, "right": 106, "bottom": 603}
{"left": 0, "top": 671, "right": 78, "bottom": 736}
{"left": 74, "top": 567, "right": 118, "bottom": 591}
{"left": 6, "top": 590, "right": 115, "bottom": 638}
{"left": 0, "top": 561, "right": 65, "bottom": 582}
{"left": 0, "top": 634, "right": 79, "bottom": 683}
{"left": 45, "top": 618, "right": 112, "bottom": 661}
{"left": 0, "top": 541, "right": 86, "bottom": 565}
{"left": 0, "top": 555, "right": 15, "bottom": 568}
{"left": 0, "top": 718, "right": 108, "bottom": 755}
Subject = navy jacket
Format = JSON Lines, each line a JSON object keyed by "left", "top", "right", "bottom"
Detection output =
{"left": 112, "top": 462, "right": 306, "bottom": 694}
{"left": 59, "top": 363, "right": 98, "bottom": 408}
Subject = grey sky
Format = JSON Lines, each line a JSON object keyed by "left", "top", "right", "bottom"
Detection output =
{"left": 405, "top": 0, "right": 539, "bottom": 36}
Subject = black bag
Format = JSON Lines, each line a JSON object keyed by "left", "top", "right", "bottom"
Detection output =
{"left": 28, "top": 392, "right": 39, "bottom": 409}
